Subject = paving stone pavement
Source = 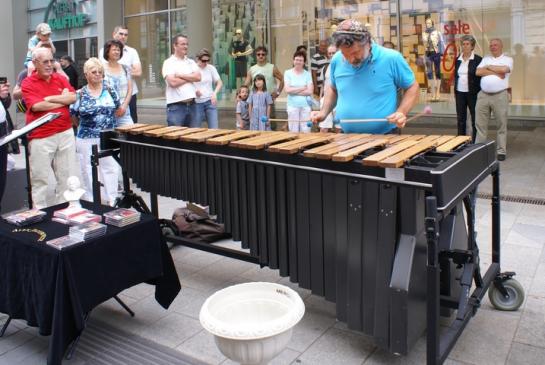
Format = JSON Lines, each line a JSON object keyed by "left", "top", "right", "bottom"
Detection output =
{"left": 1, "top": 126, "right": 545, "bottom": 364}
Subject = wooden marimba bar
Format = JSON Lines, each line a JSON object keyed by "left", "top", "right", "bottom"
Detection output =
{"left": 106, "top": 124, "right": 499, "bottom": 364}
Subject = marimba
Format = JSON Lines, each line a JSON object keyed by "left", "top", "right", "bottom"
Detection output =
{"left": 102, "top": 124, "right": 503, "bottom": 364}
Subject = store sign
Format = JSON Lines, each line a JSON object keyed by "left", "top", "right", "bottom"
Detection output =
{"left": 443, "top": 20, "right": 471, "bottom": 35}
{"left": 44, "top": 0, "right": 90, "bottom": 31}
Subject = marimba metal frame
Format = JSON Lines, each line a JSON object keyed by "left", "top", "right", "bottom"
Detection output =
{"left": 95, "top": 134, "right": 508, "bottom": 365}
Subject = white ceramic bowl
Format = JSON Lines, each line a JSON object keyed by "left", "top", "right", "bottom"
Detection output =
{"left": 200, "top": 282, "right": 305, "bottom": 364}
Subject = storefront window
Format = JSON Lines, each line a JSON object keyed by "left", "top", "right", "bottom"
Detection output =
{"left": 124, "top": 0, "right": 545, "bottom": 119}
{"left": 125, "top": 13, "right": 171, "bottom": 99}
{"left": 211, "top": 0, "right": 269, "bottom": 97}
{"left": 124, "top": 0, "right": 169, "bottom": 16}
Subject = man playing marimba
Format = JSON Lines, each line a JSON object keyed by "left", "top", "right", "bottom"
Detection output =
{"left": 311, "top": 19, "right": 419, "bottom": 133}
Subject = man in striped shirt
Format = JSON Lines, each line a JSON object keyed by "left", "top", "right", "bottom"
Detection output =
{"left": 311, "top": 40, "right": 330, "bottom": 96}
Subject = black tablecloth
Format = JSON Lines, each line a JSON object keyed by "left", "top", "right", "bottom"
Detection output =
{"left": 0, "top": 202, "right": 181, "bottom": 365}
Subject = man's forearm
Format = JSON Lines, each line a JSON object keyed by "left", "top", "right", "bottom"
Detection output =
{"left": 487, "top": 65, "right": 510, "bottom": 74}
{"left": 31, "top": 101, "right": 66, "bottom": 112}
{"left": 397, "top": 82, "right": 419, "bottom": 116}
{"left": 45, "top": 93, "right": 76, "bottom": 105}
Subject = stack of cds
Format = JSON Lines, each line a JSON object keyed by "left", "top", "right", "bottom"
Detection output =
{"left": 53, "top": 206, "right": 90, "bottom": 220}
{"left": 67, "top": 213, "right": 102, "bottom": 225}
{"left": 4, "top": 209, "right": 47, "bottom": 226}
{"left": 103, "top": 208, "right": 141, "bottom": 227}
{"left": 46, "top": 235, "right": 82, "bottom": 250}
{"left": 69, "top": 222, "right": 107, "bottom": 241}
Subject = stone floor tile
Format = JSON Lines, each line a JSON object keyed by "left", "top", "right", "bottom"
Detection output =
{"left": 136, "top": 312, "right": 203, "bottom": 348}
{"left": 304, "top": 294, "right": 337, "bottom": 318}
{"left": 198, "top": 256, "right": 257, "bottom": 281}
{"left": 514, "top": 295, "right": 545, "bottom": 348}
{"left": 517, "top": 205, "right": 545, "bottom": 227}
{"left": 529, "top": 263, "right": 545, "bottom": 298}
{"left": 176, "top": 248, "right": 224, "bottom": 269}
{"left": 0, "top": 329, "right": 34, "bottom": 356}
{"left": 448, "top": 308, "right": 520, "bottom": 365}
{"left": 92, "top": 296, "right": 171, "bottom": 336}
{"left": 507, "top": 342, "right": 545, "bottom": 365}
{"left": 285, "top": 310, "right": 336, "bottom": 352}
{"left": 169, "top": 286, "right": 209, "bottom": 319}
{"left": 0, "top": 337, "right": 48, "bottom": 365}
{"left": 239, "top": 265, "right": 283, "bottom": 283}
{"left": 505, "top": 222, "right": 545, "bottom": 249}
{"left": 364, "top": 336, "right": 425, "bottom": 364}
{"left": 181, "top": 271, "right": 236, "bottom": 295}
{"left": 121, "top": 282, "right": 156, "bottom": 300}
{"left": 176, "top": 329, "right": 226, "bottom": 365}
{"left": 221, "top": 347, "right": 301, "bottom": 365}
{"left": 277, "top": 277, "right": 313, "bottom": 300}
{"left": 295, "top": 327, "right": 375, "bottom": 365}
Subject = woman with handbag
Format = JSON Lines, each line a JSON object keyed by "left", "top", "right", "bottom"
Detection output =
{"left": 103, "top": 39, "right": 133, "bottom": 127}
{"left": 70, "top": 58, "right": 121, "bottom": 205}
{"left": 454, "top": 35, "right": 482, "bottom": 141}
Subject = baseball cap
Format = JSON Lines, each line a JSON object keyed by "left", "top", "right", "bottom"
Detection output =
{"left": 36, "top": 23, "right": 52, "bottom": 35}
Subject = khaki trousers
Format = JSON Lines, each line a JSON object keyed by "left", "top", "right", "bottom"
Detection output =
{"left": 29, "top": 128, "right": 79, "bottom": 209}
{"left": 475, "top": 90, "right": 509, "bottom": 155}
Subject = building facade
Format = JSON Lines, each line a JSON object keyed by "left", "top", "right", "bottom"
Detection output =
{"left": 1, "top": 0, "right": 544, "bottom": 121}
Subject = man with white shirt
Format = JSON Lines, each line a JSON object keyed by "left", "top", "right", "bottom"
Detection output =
{"left": 162, "top": 34, "right": 201, "bottom": 127}
{"left": 475, "top": 38, "right": 513, "bottom": 161}
{"left": 99, "top": 25, "right": 142, "bottom": 122}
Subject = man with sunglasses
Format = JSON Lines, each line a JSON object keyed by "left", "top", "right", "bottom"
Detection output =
{"left": 311, "top": 19, "right": 419, "bottom": 134}
{"left": 245, "top": 46, "right": 284, "bottom": 101}
{"left": 21, "top": 47, "right": 79, "bottom": 208}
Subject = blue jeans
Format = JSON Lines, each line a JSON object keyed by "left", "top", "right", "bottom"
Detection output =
{"left": 195, "top": 100, "right": 219, "bottom": 128}
{"left": 166, "top": 102, "right": 199, "bottom": 127}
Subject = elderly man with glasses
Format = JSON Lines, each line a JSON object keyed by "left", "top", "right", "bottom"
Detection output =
{"left": 311, "top": 19, "right": 419, "bottom": 134}
{"left": 21, "top": 47, "right": 79, "bottom": 208}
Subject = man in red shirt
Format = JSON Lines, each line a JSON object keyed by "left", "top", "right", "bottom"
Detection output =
{"left": 22, "top": 47, "right": 79, "bottom": 208}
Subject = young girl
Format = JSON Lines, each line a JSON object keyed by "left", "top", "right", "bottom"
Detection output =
{"left": 248, "top": 74, "right": 273, "bottom": 131}
{"left": 235, "top": 85, "right": 250, "bottom": 130}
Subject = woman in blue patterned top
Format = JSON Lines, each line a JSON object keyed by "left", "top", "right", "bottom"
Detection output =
{"left": 70, "top": 57, "right": 121, "bottom": 205}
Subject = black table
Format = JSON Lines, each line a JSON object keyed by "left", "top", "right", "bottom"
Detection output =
{"left": 0, "top": 202, "right": 181, "bottom": 365}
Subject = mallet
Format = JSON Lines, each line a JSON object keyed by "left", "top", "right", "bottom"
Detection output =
{"left": 332, "top": 105, "right": 433, "bottom": 125}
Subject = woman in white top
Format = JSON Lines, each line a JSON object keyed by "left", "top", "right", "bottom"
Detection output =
{"left": 283, "top": 50, "right": 313, "bottom": 132}
{"left": 454, "top": 35, "right": 482, "bottom": 141}
{"left": 103, "top": 39, "right": 133, "bottom": 127}
{"left": 194, "top": 48, "right": 223, "bottom": 128}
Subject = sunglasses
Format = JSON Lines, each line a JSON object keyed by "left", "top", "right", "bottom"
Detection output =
{"left": 200, "top": 58, "right": 210, "bottom": 62}
{"left": 256, "top": 53, "right": 266, "bottom": 56}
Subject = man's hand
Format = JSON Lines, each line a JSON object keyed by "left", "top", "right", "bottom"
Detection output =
{"left": 115, "top": 106, "right": 126, "bottom": 118}
{"left": 386, "top": 111, "right": 407, "bottom": 128}
{"left": 310, "top": 110, "right": 326, "bottom": 124}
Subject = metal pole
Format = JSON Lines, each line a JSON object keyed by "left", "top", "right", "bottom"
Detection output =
{"left": 426, "top": 196, "right": 440, "bottom": 364}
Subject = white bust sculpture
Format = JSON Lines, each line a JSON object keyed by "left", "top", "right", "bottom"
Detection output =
{"left": 64, "top": 176, "right": 86, "bottom": 208}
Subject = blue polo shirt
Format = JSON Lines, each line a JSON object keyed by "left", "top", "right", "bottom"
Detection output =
{"left": 330, "top": 43, "right": 415, "bottom": 134}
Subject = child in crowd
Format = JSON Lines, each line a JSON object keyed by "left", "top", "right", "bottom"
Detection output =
{"left": 248, "top": 74, "right": 273, "bottom": 131}
{"left": 25, "top": 23, "right": 56, "bottom": 73}
{"left": 235, "top": 85, "right": 250, "bottom": 130}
